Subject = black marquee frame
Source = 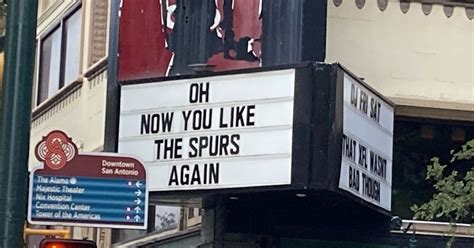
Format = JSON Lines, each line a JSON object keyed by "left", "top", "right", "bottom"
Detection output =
{"left": 118, "top": 62, "right": 395, "bottom": 216}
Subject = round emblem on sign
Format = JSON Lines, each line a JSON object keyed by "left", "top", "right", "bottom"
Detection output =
{"left": 35, "top": 130, "right": 78, "bottom": 170}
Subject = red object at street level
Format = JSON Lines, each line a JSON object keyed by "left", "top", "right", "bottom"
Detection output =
{"left": 34, "top": 130, "right": 78, "bottom": 170}
{"left": 39, "top": 238, "right": 96, "bottom": 248}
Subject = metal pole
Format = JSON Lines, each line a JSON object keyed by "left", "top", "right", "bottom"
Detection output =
{"left": 104, "top": 0, "right": 120, "bottom": 153}
{"left": 0, "top": 0, "right": 38, "bottom": 247}
{"left": 105, "top": 0, "right": 121, "bottom": 243}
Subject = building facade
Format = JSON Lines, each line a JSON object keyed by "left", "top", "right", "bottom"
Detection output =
{"left": 327, "top": 0, "right": 473, "bottom": 119}
{"left": 26, "top": 0, "right": 473, "bottom": 247}
{"left": 326, "top": 0, "right": 473, "bottom": 227}
{"left": 28, "top": 0, "right": 197, "bottom": 246}
{"left": 28, "top": 0, "right": 110, "bottom": 246}
{"left": 112, "top": 0, "right": 473, "bottom": 247}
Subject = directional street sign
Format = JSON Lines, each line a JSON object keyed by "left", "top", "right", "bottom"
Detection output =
{"left": 28, "top": 130, "right": 148, "bottom": 229}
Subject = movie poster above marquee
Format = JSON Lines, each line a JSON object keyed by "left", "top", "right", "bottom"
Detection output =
{"left": 119, "top": 69, "right": 296, "bottom": 191}
{"left": 338, "top": 73, "right": 394, "bottom": 211}
{"left": 118, "top": 0, "right": 326, "bottom": 81}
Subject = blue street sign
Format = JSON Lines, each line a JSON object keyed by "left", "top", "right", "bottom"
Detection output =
{"left": 28, "top": 131, "right": 148, "bottom": 229}
{"left": 30, "top": 176, "right": 146, "bottom": 226}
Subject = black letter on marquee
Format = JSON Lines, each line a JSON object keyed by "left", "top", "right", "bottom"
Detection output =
{"left": 230, "top": 134, "right": 240, "bottom": 155}
{"left": 219, "top": 108, "right": 228, "bottom": 128}
{"left": 201, "top": 82, "right": 210, "bottom": 103}
{"left": 189, "top": 83, "right": 199, "bottom": 103}
{"left": 162, "top": 112, "right": 174, "bottom": 132}
{"left": 191, "top": 165, "right": 201, "bottom": 185}
{"left": 181, "top": 165, "right": 190, "bottom": 185}
{"left": 220, "top": 135, "right": 229, "bottom": 156}
{"left": 182, "top": 110, "right": 191, "bottom": 131}
{"left": 209, "top": 163, "right": 219, "bottom": 184}
{"left": 141, "top": 114, "right": 150, "bottom": 134}
{"left": 247, "top": 105, "right": 256, "bottom": 126}
{"left": 168, "top": 166, "right": 179, "bottom": 186}
{"left": 188, "top": 138, "right": 198, "bottom": 158}
{"left": 350, "top": 84, "right": 358, "bottom": 108}
{"left": 154, "top": 139, "right": 164, "bottom": 159}
{"left": 189, "top": 82, "right": 210, "bottom": 103}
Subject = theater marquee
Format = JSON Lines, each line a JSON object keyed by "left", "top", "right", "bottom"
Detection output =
{"left": 117, "top": 64, "right": 394, "bottom": 214}
{"left": 119, "top": 69, "right": 296, "bottom": 191}
{"left": 338, "top": 73, "right": 394, "bottom": 211}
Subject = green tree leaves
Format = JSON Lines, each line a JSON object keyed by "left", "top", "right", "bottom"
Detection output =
{"left": 411, "top": 139, "right": 473, "bottom": 247}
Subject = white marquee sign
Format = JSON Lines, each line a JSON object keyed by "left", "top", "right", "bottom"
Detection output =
{"left": 119, "top": 70, "right": 296, "bottom": 191}
{"left": 338, "top": 74, "right": 394, "bottom": 211}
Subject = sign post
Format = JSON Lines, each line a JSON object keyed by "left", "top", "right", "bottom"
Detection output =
{"left": 0, "top": 0, "right": 38, "bottom": 247}
{"left": 28, "top": 131, "right": 148, "bottom": 229}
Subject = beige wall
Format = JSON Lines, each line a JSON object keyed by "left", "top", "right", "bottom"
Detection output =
{"left": 29, "top": 0, "right": 108, "bottom": 168}
{"left": 28, "top": 71, "right": 107, "bottom": 167}
{"left": 37, "top": 0, "right": 76, "bottom": 35}
{"left": 326, "top": 1, "right": 474, "bottom": 112}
